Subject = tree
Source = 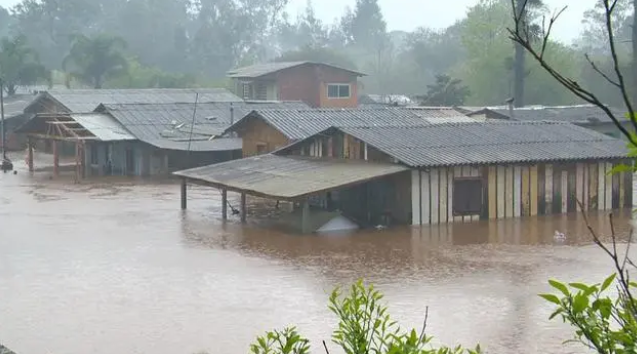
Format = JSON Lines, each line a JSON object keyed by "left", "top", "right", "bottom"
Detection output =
{"left": 513, "top": 0, "right": 544, "bottom": 107}
{"left": 0, "top": 35, "right": 48, "bottom": 95}
{"left": 419, "top": 74, "right": 471, "bottom": 106}
{"left": 345, "top": 0, "right": 387, "bottom": 49}
{"left": 275, "top": 47, "right": 358, "bottom": 71}
{"left": 250, "top": 280, "right": 482, "bottom": 354}
{"left": 62, "top": 34, "right": 128, "bottom": 89}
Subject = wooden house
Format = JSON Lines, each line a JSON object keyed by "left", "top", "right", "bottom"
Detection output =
{"left": 15, "top": 100, "right": 308, "bottom": 178}
{"left": 175, "top": 121, "right": 633, "bottom": 233}
{"left": 227, "top": 61, "right": 365, "bottom": 108}
{"left": 224, "top": 107, "right": 475, "bottom": 157}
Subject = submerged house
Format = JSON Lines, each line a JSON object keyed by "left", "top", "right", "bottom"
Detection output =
{"left": 468, "top": 105, "right": 630, "bottom": 139}
{"left": 224, "top": 107, "right": 474, "bottom": 157}
{"left": 175, "top": 121, "right": 633, "bottom": 233}
{"left": 228, "top": 61, "right": 365, "bottom": 108}
{"left": 0, "top": 93, "right": 38, "bottom": 151}
{"left": 16, "top": 98, "right": 309, "bottom": 177}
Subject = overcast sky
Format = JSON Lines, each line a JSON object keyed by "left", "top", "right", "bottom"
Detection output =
{"left": 0, "top": 0, "right": 594, "bottom": 43}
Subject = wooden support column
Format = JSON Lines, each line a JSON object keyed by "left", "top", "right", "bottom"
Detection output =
{"left": 240, "top": 193, "right": 247, "bottom": 222}
{"left": 180, "top": 178, "right": 187, "bottom": 210}
{"left": 27, "top": 138, "right": 34, "bottom": 172}
{"left": 52, "top": 140, "right": 59, "bottom": 176}
{"left": 301, "top": 200, "right": 311, "bottom": 234}
{"left": 221, "top": 189, "right": 228, "bottom": 220}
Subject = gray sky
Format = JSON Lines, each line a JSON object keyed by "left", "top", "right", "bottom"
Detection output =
{"left": 0, "top": 0, "right": 594, "bottom": 43}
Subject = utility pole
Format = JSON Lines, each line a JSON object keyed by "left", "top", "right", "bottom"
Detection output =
{"left": 1, "top": 77, "right": 5, "bottom": 160}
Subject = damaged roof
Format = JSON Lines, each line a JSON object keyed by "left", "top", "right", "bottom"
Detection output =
{"left": 25, "top": 88, "right": 243, "bottom": 113}
{"left": 174, "top": 154, "right": 408, "bottom": 200}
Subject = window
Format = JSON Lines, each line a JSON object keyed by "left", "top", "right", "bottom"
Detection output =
{"left": 256, "top": 143, "right": 267, "bottom": 155}
{"left": 327, "top": 84, "right": 350, "bottom": 99}
{"left": 453, "top": 178, "right": 483, "bottom": 216}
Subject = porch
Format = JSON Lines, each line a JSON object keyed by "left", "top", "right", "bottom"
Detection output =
{"left": 173, "top": 154, "right": 410, "bottom": 233}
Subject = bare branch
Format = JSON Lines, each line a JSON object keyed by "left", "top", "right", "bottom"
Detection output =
{"left": 322, "top": 340, "right": 330, "bottom": 354}
{"left": 418, "top": 306, "right": 429, "bottom": 343}
{"left": 585, "top": 54, "right": 621, "bottom": 87}
{"left": 507, "top": 0, "right": 637, "bottom": 147}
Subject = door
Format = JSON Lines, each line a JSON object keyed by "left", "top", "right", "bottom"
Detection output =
{"left": 125, "top": 148, "right": 135, "bottom": 175}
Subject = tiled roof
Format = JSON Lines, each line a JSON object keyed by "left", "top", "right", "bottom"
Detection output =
{"left": 174, "top": 154, "right": 408, "bottom": 199}
{"left": 330, "top": 121, "right": 629, "bottom": 167}
{"left": 26, "top": 88, "right": 243, "bottom": 113}
{"left": 227, "top": 61, "right": 365, "bottom": 78}
{"left": 228, "top": 107, "right": 468, "bottom": 140}
{"left": 471, "top": 105, "right": 626, "bottom": 125}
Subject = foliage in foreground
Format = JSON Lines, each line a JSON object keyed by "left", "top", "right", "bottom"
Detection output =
{"left": 250, "top": 280, "right": 481, "bottom": 354}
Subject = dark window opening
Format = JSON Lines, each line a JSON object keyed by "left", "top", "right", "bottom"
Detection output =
{"left": 453, "top": 178, "right": 483, "bottom": 216}
{"left": 327, "top": 84, "right": 350, "bottom": 98}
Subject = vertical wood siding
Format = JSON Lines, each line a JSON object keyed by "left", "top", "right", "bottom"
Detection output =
{"left": 410, "top": 161, "right": 631, "bottom": 225}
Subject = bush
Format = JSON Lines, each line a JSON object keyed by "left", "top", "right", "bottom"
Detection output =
{"left": 250, "top": 280, "right": 482, "bottom": 354}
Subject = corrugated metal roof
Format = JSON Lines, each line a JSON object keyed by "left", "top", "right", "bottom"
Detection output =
{"left": 70, "top": 113, "right": 136, "bottom": 141}
{"left": 174, "top": 154, "right": 408, "bottom": 199}
{"left": 336, "top": 121, "right": 630, "bottom": 167}
{"left": 145, "top": 137, "right": 242, "bottom": 152}
{"left": 2, "top": 94, "right": 37, "bottom": 119}
{"left": 230, "top": 108, "right": 448, "bottom": 140}
{"left": 400, "top": 106, "right": 476, "bottom": 123}
{"left": 472, "top": 105, "right": 626, "bottom": 125}
{"left": 99, "top": 101, "right": 309, "bottom": 151}
{"left": 31, "top": 88, "right": 243, "bottom": 113}
{"left": 227, "top": 61, "right": 365, "bottom": 78}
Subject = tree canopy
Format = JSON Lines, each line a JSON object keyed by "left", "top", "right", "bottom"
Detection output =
{"left": 0, "top": 0, "right": 628, "bottom": 107}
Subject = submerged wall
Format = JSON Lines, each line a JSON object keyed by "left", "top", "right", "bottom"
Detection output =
{"left": 411, "top": 161, "right": 634, "bottom": 225}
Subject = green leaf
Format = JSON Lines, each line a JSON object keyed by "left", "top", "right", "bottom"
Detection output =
{"left": 539, "top": 293, "right": 561, "bottom": 305}
{"left": 549, "top": 279, "right": 570, "bottom": 296}
{"left": 569, "top": 282, "right": 591, "bottom": 292}
{"left": 601, "top": 273, "right": 617, "bottom": 292}
{"left": 548, "top": 308, "right": 563, "bottom": 320}
{"left": 572, "top": 294, "right": 589, "bottom": 314}
{"left": 609, "top": 164, "right": 634, "bottom": 174}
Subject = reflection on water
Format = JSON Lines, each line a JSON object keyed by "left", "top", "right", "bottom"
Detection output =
{"left": 0, "top": 157, "right": 635, "bottom": 354}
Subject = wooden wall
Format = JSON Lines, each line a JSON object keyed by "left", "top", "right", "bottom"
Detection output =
{"left": 238, "top": 117, "right": 291, "bottom": 157}
{"left": 411, "top": 161, "right": 634, "bottom": 225}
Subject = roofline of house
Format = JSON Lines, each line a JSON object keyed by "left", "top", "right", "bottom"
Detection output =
{"left": 227, "top": 61, "right": 367, "bottom": 79}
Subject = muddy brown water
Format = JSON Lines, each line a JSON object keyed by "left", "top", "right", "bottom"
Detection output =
{"left": 1, "top": 153, "right": 636, "bottom": 354}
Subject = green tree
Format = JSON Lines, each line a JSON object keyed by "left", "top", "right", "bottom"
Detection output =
{"left": 0, "top": 35, "right": 48, "bottom": 95}
{"left": 419, "top": 74, "right": 470, "bottom": 106}
{"left": 62, "top": 33, "right": 128, "bottom": 89}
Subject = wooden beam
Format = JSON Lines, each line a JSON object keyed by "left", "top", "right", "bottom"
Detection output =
{"left": 221, "top": 189, "right": 228, "bottom": 220}
{"left": 240, "top": 193, "right": 247, "bottom": 222}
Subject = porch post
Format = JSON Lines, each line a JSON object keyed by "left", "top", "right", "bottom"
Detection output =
{"left": 181, "top": 178, "right": 187, "bottom": 210}
{"left": 27, "top": 138, "right": 34, "bottom": 172}
{"left": 301, "top": 200, "right": 311, "bottom": 234}
{"left": 240, "top": 192, "right": 247, "bottom": 222}
{"left": 221, "top": 189, "right": 228, "bottom": 220}
{"left": 52, "top": 140, "right": 59, "bottom": 176}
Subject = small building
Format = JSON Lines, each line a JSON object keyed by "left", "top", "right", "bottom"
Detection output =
{"left": 15, "top": 100, "right": 309, "bottom": 178}
{"left": 1, "top": 93, "right": 38, "bottom": 151}
{"left": 175, "top": 121, "right": 633, "bottom": 233}
{"left": 224, "top": 107, "right": 475, "bottom": 157}
{"left": 468, "top": 105, "right": 630, "bottom": 139}
{"left": 227, "top": 61, "right": 365, "bottom": 108}
{"left": 19, "top": 88, "right": 244, "bottom": 155}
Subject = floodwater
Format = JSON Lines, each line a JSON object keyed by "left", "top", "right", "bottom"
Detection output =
{"left": 1, "top": 153, "right": 635, "bottom": 354}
